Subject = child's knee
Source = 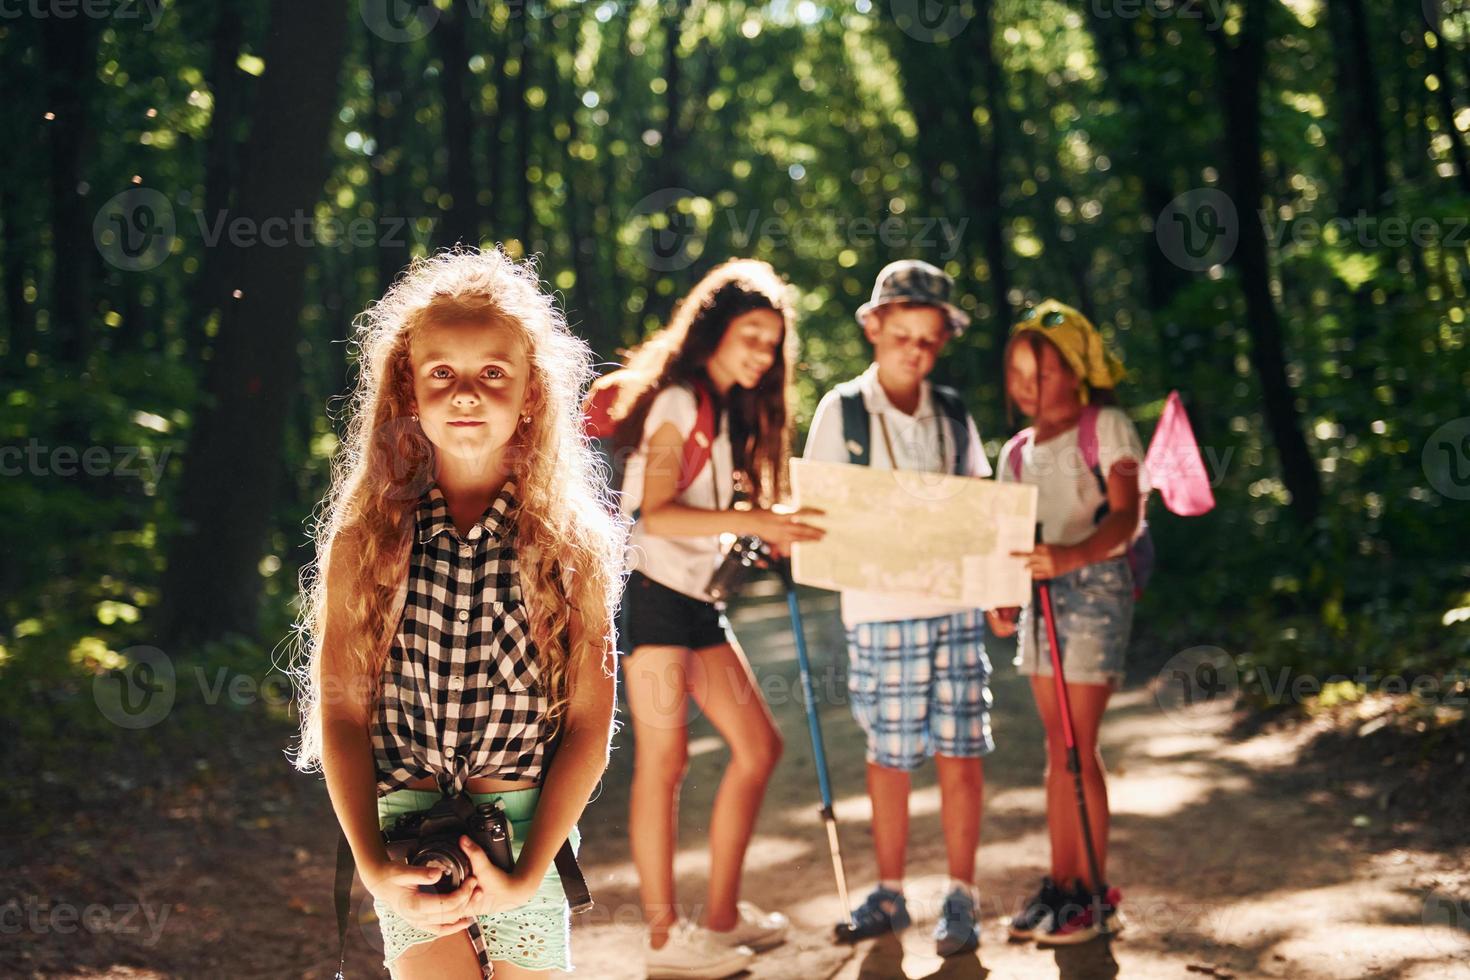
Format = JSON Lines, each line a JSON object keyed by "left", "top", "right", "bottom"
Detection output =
{"left": 637, "top": 742, "right": 690, "bottom": 786}
{"left": 733, "top": 726, "right": 783, "bottom": 775}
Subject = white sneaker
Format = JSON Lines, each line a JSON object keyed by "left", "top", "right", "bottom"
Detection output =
{"left": 645, "top": 921, "right": 755, "bottom": 979}
{"left": 707, "top": 901, "right": 790, "bottom": 952}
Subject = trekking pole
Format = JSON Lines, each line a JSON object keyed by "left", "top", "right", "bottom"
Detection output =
{"left": 777, "top": 560, "right": 854, "bottom": 930}
{"left": 1036, "top": 576, "right": 1108, "bottom": 904}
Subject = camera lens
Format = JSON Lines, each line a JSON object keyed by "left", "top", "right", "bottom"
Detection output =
{"left": 413, "top": 843, "right": 470, "bottom": 894}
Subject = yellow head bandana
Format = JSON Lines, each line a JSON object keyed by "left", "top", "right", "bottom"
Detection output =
{"left": 1010, "top": 299, "right": 1126, "bottom": 404}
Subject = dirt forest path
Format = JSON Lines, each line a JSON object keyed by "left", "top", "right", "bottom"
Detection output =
{"left": 558, "top": 583, "right": 1470, "bottom": 980}
{"left": 5, "top": 584, "right": 1469, "bottom": 979}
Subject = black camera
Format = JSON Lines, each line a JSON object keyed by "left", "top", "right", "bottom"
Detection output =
{"left": 706, "top": 534, "right": 776, "bottom": 604}
{"left": 382, "top": 792, "right": 514, "bottom": 894}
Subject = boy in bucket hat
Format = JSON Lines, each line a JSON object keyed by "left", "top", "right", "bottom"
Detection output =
{"left": 802, "top": 260, "right": 995, "bottom": 957}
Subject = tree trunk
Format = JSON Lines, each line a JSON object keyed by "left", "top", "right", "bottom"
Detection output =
{"left": 368, "top": 27, "right": 411, "bottom": 291}
{"left": 39, "top": 13, "right": 99, "bottom": 366}
{"left": 512, "top": 9, "right": 534, "bottom": 249}
{"left": 1423, "top": 22, "right": 1470, "bottom": 195}
{"left": 1212, "top": 0, "right": 1322, "bottom": 523}
{"left": 160, "top": 0, "right": 350, "bottom": 647}
{"left": 184, "top": 6, "right": 248, "bottom": 362}
{"left": 966, "top": 2, "right": 1015, "bottom": 357}
{"left": 1327, "top": 0, "right": 1388, "bottom": 213}
{"left": 434, "top": 0, "right": 482, "bottom": 247}
{"left": 1, "top": 182, "right": 36, "bottom": 370}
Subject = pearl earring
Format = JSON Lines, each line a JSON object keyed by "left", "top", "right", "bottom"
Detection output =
{"left": 522, "top": 415, "right": 532, "bottom": 425}
{"left": 410, "top": 412, "right": 419, "bottom": 422}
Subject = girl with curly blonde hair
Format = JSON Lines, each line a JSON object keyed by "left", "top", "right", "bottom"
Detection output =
{"left": 291, "top": 248, "right": 624, "bottom": 979}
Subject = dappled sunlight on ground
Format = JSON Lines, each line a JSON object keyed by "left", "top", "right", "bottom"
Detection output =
{"left": 558, "top": 592, "right": 1470, "bottom": 979}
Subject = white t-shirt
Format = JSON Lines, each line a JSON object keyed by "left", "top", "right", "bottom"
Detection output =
{"left": 996, "top": 406, "right": 1150, "bottom": 551}
{"left": 803, "top": 364, "right": 993, "bottom": 628}
{"left": 622, "top": 384, "right": 734, "bottom": 601}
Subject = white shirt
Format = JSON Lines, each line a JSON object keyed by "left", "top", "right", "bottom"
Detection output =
{"left": 803, "top": 364, "right": 993, "bottom": 627}
{"left": 622, "top": 384, "right": 735, "bottom": 601}
{"left": 996, "top": 406, "right": 1150, "bottom": 552}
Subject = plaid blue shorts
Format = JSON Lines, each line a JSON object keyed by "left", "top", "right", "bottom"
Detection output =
{"left": 845, "top": 610, "right": 995, "bottom": 771}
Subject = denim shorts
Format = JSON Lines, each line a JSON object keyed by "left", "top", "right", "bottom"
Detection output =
{"left": 374, "top": 786, "right": 578, "bottom": 975}
{"left": 845, "top": 610, "right": 995, "bottom": 771}
{"left": 1015, "top": 556, "right": 1134, "bottom": 688}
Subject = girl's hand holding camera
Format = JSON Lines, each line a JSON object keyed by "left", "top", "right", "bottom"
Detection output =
{"left": 360, "top": 855, "right": 482, "bottom": 936}
{"left": 457, "top": 834, "right": 540, "bottom": 916}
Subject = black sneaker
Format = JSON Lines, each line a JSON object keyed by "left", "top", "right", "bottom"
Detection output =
{"left": 834, "top": 885, "right": 911, "bottom": 944}
{"left": 1037, "top": 885, "right": 1124, "bottom": 946}
{"left": 1007, "top": 876, "right": 1065, "bottom": 941}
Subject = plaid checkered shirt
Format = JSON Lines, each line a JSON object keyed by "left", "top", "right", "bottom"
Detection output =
{"left": 371, "top": 480, "right": 547, "bottom": 796}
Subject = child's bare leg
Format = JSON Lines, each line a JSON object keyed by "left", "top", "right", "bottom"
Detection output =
{"left": 934, "top": 754, "right": 983, "bottom": 884}
{"left": 1067, "top": 683, "right": 1113, "bottom": 886}
{"left": 687, "top": 640, "right": 784, "bottom": 931}
{"left": 388, "top": 931, "right": 480, "bottom": 980}
{"left": 866, "top": 762, "right": 910, "bottom": 883}
{"left": 625, "top": 644, "right": 693, "bottom": 945}
{"left": 1030, "top": 675, "right": 1112, "bottom": 889}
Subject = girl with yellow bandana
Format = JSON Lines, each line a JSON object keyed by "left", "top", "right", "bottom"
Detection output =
{"left": 990, "top": 300, "right": 1148, "bottom": 946}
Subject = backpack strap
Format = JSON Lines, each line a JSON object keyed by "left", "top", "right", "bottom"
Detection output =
{"left": 930, "top": 384, "right": 972, "bottom": 476}
{"left": 1006, "top": 427, "right": 1034, "bottom": 481}
{"left": 675, "top": 381, "right": 717, "bottom": 493}
{"left": 835, "top": 379, "right": 870, "bottom": 466}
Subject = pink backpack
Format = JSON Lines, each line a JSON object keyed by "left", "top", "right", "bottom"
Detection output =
{"left": 1005, "top": 392, "right": 1215, "bottom": 597}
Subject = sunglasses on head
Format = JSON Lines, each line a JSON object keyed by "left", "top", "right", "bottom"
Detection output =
{"left": 1019, "top": 306, "right": 1066, "bottom": 327}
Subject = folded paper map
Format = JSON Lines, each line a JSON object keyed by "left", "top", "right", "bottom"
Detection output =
{"left": 790, "top": 459, "right": 1039, "bottom": 609}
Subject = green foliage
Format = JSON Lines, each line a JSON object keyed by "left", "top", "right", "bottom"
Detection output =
{"left": 2, "top": 0, "right": 1468, "bottom": 732}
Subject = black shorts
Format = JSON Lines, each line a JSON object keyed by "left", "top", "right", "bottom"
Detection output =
{"left": 619, "top": 570, "right": 732, "bottom": 654}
